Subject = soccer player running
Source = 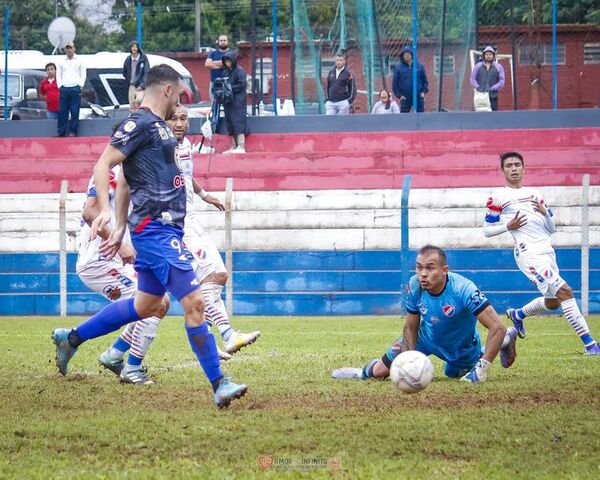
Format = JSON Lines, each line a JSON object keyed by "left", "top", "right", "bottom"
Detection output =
{"left": 485, "top": 151, "right": 600, "bottom": 355}
{"left": 52, "top": 65, "right": 248, "bottom": 408}
{"left": 168, "top": 105, "right": 260, "bottom": 357}
{"left": 332, "top": 245, "right": 518, "bottom": 383}
{"left": 77, "top": 166, "right": 170, "bottom": 384}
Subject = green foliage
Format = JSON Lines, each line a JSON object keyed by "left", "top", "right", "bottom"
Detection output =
{"left": 1, "top": 315, "right": 599, "bottom": 478}
{"left": 480, "top": 0, "right": 600, "bottom": 25}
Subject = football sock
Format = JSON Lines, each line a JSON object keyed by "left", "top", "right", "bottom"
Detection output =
{"left": 75, "top": 298, "right": 142, "bottom": 344}
{"left": 501, "top": 328, "right": 517, "bottom": 348}
{"left": 185, "top": 322, "right": 224, "bottom": 391}
{"left": 518, "top": 296, "right": 547, "bottom": 319}
{"left": 127, "top": 316, "right": 161, "bottom": 367}
{"left": 109, "top": 335, "right": 132, "bottom": 359}
{"left": 361, "top": 359, "right": 378, "bottom": 379}
{"left": 561, "top": 298, "right": 595, "bottom": 346}
{"left": 112, "top": 322, "right": 136, "bottom": 355}
{"left": 201, "top": 282, "right": 233, "bottom": 342}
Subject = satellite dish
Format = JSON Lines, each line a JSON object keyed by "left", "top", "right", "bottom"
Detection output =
{"left": 47, "top": 17, "right": 76, "bottom": 54}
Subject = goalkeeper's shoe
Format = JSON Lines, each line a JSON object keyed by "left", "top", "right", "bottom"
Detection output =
{"left": 500, "top": 327, "right": 518, "bottom": 368}
{"left": 98, "top": 350, "right": 124, "bottom": 376}
{"left": 224, "top": 330, "right": 261, "bottom": 354}
{"left": 52, "top": 328, "right": 78, "bottom": 376}
{"left": 214, "top": 378, "right": 248, "bottom": 409}
{"left": 584, "top": 342, "right": 600, "bottom": 355}
{"left": 506, "top": 308, "right": 526, "bottom": 338}
{"left": 331, "top": 367, "right": 363, "bottom": 380}
{"left": 119, "top": 366, "right": 153, "bottom": 385}
{"left": 460, "top": 359, "right": 491, "bottom": 384}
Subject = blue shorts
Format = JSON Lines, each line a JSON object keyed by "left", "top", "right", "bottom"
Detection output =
{"left": 131, "top": 221, "right": 199, "bottom": 301}
{"left": 382, "top": 336, "right": 482, "bottom": 378}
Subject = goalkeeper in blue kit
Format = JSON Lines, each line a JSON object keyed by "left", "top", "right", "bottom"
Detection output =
{"left": 332, "top": 245, "right": 518, "bottom": 383}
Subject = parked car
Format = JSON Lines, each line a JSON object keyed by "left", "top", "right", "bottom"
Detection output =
{"left": 0, "top": 69, "right": 47, "bottom": 119}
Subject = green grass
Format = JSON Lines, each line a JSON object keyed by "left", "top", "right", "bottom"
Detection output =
{"left": 1, "top": 315, "right": 599, "bottom": 479}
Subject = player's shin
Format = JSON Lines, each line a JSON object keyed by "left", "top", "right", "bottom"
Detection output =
{"left": 519, "top": 296, "right": 547, "bottom": 318}
{"left": 561, "top": 298, "right": 596, "bottom": 347}
{"left": 201, "top": 282, "right": 232, "bottom": 341}
{"left": 361, "top": 359, "right": 379, "bottom": 379}
{"left": 125, "top": 317, "right": 160, "bottom": 370}
{"left": 109, "top": 323, "right": 135, "bottom": 359}
{"left": 185, "top": 322, "right": 224, "bottom": 391}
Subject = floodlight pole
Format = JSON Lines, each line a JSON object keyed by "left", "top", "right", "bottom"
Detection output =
{"left": 411, "top": 0, "right": 418, "bottom": 113}
{"left": 272, "top": 0, "right": 278, "bottom": 115}
{"left": 137, "top": 1, "right": 143, "bottom": 47}
{"left": 3, "top": 4, "right": 9, "bottom": 121}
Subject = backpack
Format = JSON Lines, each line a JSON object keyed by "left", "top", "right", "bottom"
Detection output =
{"left": 213, "top": 76, "right": 234, "bottom": 105}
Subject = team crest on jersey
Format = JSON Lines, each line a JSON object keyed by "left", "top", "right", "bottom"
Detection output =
{"left": 123, "top": 120, "right": 136, "bottom": 133}
{"left": 419, "top": 303, "right": 428, "bottom": 315}
{"left": 103, "top": 284, "right": 122, "bottom": 300}
{"left": 156, "top": 122, "right": 170, "bottom": 141}
{"left": 442, "top": 305, "right": 455, "bottom": 317}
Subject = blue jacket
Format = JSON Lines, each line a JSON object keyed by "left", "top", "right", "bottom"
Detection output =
{"left": 392, "top": 47, "right": 429, "bottom": 99}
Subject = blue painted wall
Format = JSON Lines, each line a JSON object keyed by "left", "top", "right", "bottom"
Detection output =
{"left": 0, "top": 249, "right": 598, "bottom": 316}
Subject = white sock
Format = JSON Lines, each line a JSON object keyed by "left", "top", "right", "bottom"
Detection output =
{"left": 520, "top": 297, "right": 547, "bottom": 318}
{"left": 201, "top": 282, "right": 233, "bottom": 341}
{"left": 561, "top": 298, "right": 594, "bottom": 346}
{"left": 128, "top": 316, "right": 161, "bottom": 363}
{"left": 501, "top": 328, "right": 516, "bottom": 348}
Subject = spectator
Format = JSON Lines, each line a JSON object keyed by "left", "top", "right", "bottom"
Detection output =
{"left": 470, "top": 45, "right": 505, "bottom": 111}
{"left": 122, "top": 41, "right": 149, "bottom": 111}
{"left": 325, "top": 53, "right": 356, "bottom": 115}
{"left": 221, "top": 53, "right": 247, "bottom": 154}
{"left": 371, "top": 89, "right": 400, "bottom": 114}
{"left": 205, "top": 34, "right": 234, "bottom": 102}
{"left": 392, "top": 46, "right": 429, "bottom": 113}
{"left": 56, "top": 41, "right": 86, "bottom": 137}
{"left": 39, "top": 62, "right": 59, "bottom": 120}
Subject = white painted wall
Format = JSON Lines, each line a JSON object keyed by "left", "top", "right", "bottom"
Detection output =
{"left": 0, "top": 186, "right": 598, "bottom": 252}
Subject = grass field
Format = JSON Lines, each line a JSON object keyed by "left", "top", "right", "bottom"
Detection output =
{"left": 1, "top": 315, "right": 599, "bottom": 479}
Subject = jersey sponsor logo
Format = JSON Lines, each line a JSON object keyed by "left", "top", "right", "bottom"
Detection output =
{"left": 442, "top": 305, "right": 455, "bottom": 317}
{"left": 419, "top": 303, "right": 428, "bottom": 315}
{"left": 160, "top": 211, "right": 173, "bottom": 224}
{"left": 173, "top": 174, "right": 185, "bottom": 188}
{"left": 113, "top": 130, "right": 130, "bottom": 145}
{"left": 103, "top": 284, "right": 122, "bottom": 300}
{"left": 469, "top": 289, "right": 486, "bottom": 306}
{"left": 107, "top": 268, "right": 134, "bottom": 287}
{"left": 123, "top": 120, "right": 136, "bottom": 132}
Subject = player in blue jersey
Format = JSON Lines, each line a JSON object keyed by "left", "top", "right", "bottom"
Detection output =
{"left": 332, "top": 245, "right": 518, "bottom": 383}
{"left": 52, "top": 64, "right": 247, "bottom": 408}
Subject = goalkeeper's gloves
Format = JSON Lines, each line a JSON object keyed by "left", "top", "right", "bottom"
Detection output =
{"left": 460, "top": 358, "right": 492, "bottom": 384}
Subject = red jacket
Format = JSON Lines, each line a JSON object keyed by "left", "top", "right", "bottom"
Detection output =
{"left": 40, "top": 78, "right": 59, "bottom": 112}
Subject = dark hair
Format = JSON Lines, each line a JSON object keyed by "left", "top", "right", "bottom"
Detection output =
{"left": 336, "top": 52, "right": 347, "bottom": 60}
{"left": 45, "top": 62, "right": 56, "bottom": 70}
{"left": 500, "top": 151, "right": 524, "bottom": 169}
{"left": 146, "top": 64, "right": 182, "bottom": 88}
{"left": 379, "top": 89, "right": 391, "bottom": 109}
{"left": 418, "top": 245, "right": 447, "bottom": 266}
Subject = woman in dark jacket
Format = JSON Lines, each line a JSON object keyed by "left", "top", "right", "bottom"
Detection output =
{"left": 221, "top": 52, "right": 247, "bottom": 154}
{"left": 122, "top": 41, "right": 149, "bottom": 111}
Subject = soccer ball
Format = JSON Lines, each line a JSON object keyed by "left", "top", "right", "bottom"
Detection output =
{"left": 389, "top": 350, "right": 434, "bottom": 393}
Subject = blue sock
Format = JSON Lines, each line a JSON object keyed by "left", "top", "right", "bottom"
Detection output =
{"left": 515, "top": 308, "right": 525, "bottom": 320}
{"left": 126, "top": 353, "right": 143, "bottom": 367}
{"left": 76, "top": 298, "right": 142, "bottom": 342}
{"left": 581, "top": 333, "right": 595, "bottom": 346}
{"left": 112, "top": 337, "right": 131, "bottom": 353}
{"left": 185, "top": 322, "right": 223, "bottom": 391}
{"left": 362, "top": 359, "right": 378, "bottom": 379}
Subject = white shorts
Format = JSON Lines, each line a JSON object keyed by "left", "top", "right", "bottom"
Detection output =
{"left": 514, "top": 249, "right": 565, "bottom": 298}
{"left": 183, "top": 225, "right": 226, "bottom": 282}
{"left": 77, "top": 261, "right": 137, "bottom": 301}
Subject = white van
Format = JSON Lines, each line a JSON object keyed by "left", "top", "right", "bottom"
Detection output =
{"left": 0, "top": 50, "right": 202, "bottom": 118}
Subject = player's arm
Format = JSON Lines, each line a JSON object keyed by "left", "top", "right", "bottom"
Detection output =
{"left": 82, "top": 196, "right": 109, "bottom": 240}
{"left": 90, "top": 145, "right": 127, "bottom": 240}
{"left": 99, "top": 168, "right": 130, "bottom": 261}
{"left": 401, "top": 312, "right": 420, "bottom": 351}
{"left": 192, "top": 178, "right": 225, "bottom": 211}
{"left": 476, "top": 304, "right": 506, "bottom": 364}
{"left": 483, "top": 196, "right": 526, "bottom": 237}
{"left": 532, "top": 198, "right": 556, "bottom": 234}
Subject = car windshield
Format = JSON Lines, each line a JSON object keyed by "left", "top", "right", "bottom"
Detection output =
{"left": 0, "top": 74, "right": 21, "bottom": 98}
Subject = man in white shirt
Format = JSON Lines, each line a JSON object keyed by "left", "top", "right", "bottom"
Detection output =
{"left": 56, "top": 41, "right": 86, "bottom": 137}
{"left": 484, "top": 151, "right": 599, "bottom": 355}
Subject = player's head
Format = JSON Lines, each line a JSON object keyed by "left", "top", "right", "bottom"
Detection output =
{"left": 415, "top": 245, "right": 448, "bottom": 293}
{"left": 145, "top": 64, "right": 183, "bottom": 119}
{"left": 167, "top": 105, "right": 189, "bottom": 142}
{"left": 500, "top": 151, "right": 524, "bottom": 186}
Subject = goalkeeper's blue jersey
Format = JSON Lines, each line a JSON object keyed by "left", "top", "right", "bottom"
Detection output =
{"left": 406, "top": 272, "right": 491, "bottom": 365}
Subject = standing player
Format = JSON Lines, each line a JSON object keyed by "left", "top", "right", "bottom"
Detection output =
{"left": 484, "top": 152, "right": 600, "bottom": 355}
{"left": 52, "top": 64, "right": 248, "bottom": 408}
{"left": 168, "top": 105, "right": 260, "bottom": 356}
{"left": 332, "top": 245, "right": 518, "bottom": 383}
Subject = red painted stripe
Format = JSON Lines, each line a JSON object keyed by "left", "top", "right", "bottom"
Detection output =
{"left": 134, "top": 216, "right": 152, "bottom": 233}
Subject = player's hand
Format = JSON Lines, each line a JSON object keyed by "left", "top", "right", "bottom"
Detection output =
{"left": 531, "top": 199, "right": 547, "bottom": 216}
{"left": 117, "top": 244, "right": 136, "bottom": 265}
{"left": 98, "top": 228, "right": 125, "bottom": 261}
{"left": 460, "top": 359, "right": 491, "bottom": 384}
{"left": 506, "top": 211, "right": 527, "bottom": 231}
{"left": 204, "top": 194, "right": 225, "bottom": 211}
{"left": 90, "top": 210, "right": 111, "bottom": 240}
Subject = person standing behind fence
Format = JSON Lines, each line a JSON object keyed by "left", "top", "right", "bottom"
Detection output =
{"left": 470, "top": 46, "right": 505, "bottom": 112}
{"left": 56, "top": 41, "right": 86, "bottom": 137}
{"left": 392, "top": 46, "right": 428, "bottom": 113}
{"left": 221, "top": 53, "right": 247, "bottom": 154}
{"left": 39, "top": 62, "right": 59, "bottom": 120}
{"left": 205, "top": 34, "right": 234, "bottom": 102}
{"left": 325, "top": 53, "right": 356, "bottom": 115}
{"left": 123, "top": 41, "right": 149, "bottom": 111}
{"left": 371, "top": 89, "right": 400, "bottom": 114}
